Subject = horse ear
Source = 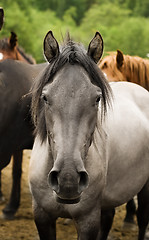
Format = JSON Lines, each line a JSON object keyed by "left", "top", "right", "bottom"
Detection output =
{"left": 88, "top": 32, "right": 103, "bottom": 63}
{"left": 44, "top": 31, "right": 60, "bottom": 62}
{"left": 9, "top": 32, "right": 18, "bottom": 49}
{"left": 116, "top": 50, "right": 124, "bottom": 68}
{"left": 0, "top": 8, "right": 4, "bottom": 30}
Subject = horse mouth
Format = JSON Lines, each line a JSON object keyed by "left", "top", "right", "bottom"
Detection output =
{"left": 55, "top": 195, "right": 81, "bottom": 204}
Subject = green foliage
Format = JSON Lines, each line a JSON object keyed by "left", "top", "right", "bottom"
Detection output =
{"left": 79, "top": 2, "right": 149, "bottom": 58}
{"left": 0, "top": 0, "right": 149, "bottom": 62}
{"left": 78, "top": 3, "right": 131, "bottom": 46}
{"left": 104, "top": 17, "right": 148, "bottom": 57}
{"left": 134, "top": 0, "right": 149, "bottom": 17}
{"left": 125, "top": 0, "right": 137, "bottom": 10}
{"left": 80, "top": 3, "right": 131, "bottom": 29}
{"left": 63, "top": 7, "right": 77, "bottom": 27}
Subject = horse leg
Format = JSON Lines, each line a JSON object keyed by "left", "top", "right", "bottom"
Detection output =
{"left": 0, "top": 153, "right": 12, "bottom": 207}
{"left": 137, "top": 181, "right": 149, "bottom": 240}
{"left": 0, "top": 171, "right": 5, "bottom": 203}
{"left": 124, "top": 198, "right": 136, "bottom": 224}
{"left": 100, "top": 208, "right": 115, "bottom": 240}
{"left": 2, "top": 150, "right": 23, "bottom": 219}
{"left": 33, "top": 200, "right": 56, "bottom": 240}
{"left": 75, "top": 208, "right": 101, "bottom": 240}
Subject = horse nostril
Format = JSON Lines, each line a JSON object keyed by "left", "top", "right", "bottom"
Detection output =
{"left": 48, "top": 170, "right": 59, "bottom": 193}
{"left": 78, "top": 171, "right": 89, "bottom": 193}
{"left": 48, "top": 169, "right": 89, "bottom": 198}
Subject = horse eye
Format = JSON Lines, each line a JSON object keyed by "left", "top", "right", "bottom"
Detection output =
{"left": 41, "top": 94, "right": 48, "bottom": 103}
{"left": 103, "top": 62, "right": 107, "bottom": 68}
{"left": 96, "top": 96, "right": 101, "bottom": 103}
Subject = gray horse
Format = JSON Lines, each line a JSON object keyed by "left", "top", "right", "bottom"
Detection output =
{"left": 29, "top": 31, "right": 149, "bottom": 240}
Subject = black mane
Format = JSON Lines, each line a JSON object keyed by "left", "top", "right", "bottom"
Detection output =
{"left": 31, "top": 39, "right": 112, "bottom": 141}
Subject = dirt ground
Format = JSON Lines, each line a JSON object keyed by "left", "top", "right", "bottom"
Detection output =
{"left": 0, "top": 150, "right": 139, "bottom": 240}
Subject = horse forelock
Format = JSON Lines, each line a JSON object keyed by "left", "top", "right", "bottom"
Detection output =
{"left": 31, "top": 41, "right": 112, "bottom": 142}
{"left": 52, "top": 40, "right": 112, "bottom": 108}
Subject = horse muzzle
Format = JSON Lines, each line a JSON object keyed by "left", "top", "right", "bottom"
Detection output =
{"left": 48, "top": 169, "right": 89, "bottom": 204}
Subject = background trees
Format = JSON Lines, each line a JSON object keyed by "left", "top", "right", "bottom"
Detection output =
{"left": 0, "top": 0, "right": 149, "bottom": 62}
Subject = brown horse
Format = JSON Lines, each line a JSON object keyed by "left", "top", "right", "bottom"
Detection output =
{"left": 0, "top": 31, "right": 36, "bottom": 64}
{"left": 99, "top": 50, "right": 149, "bottom": 90}
{"left": 0, "top": 30, "right": 36, "bottom": 219}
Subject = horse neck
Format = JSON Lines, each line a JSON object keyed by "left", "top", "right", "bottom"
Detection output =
{"left": 123, "top": 55, "right": 149, "bottom": 90}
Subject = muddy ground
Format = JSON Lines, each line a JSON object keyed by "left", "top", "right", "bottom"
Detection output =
{"left": 0, "top": 150, "right": 138, "bottom": 240}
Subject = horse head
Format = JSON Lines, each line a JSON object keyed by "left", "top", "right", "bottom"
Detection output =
{"left": 0, "top": 32, "right": 17, "bottom": 61}
{"left": 31, "top": 31, "right": 111, "bottom": 204}
{"left": 0, "top": 31, "right": 35, "bottom": 63}
{"left": 99, "top": 50, "right": 127, "bottom": 82}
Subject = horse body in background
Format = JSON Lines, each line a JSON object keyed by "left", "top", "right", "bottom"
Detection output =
{"left": 29, "top": 31, "right": 149, "bottom": 240}
{"left": 0, "top": 59, "right": 47, "bottom": 219}
{"left": 99, "top": 50, "right": 149, "bottom": 225}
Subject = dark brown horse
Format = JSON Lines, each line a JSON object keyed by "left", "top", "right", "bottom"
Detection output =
{"left": 0, "top": 29, "right": 36, "bottom": 219}
{"left": 0, "top": 59, "right": 47, "bottom": 220}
